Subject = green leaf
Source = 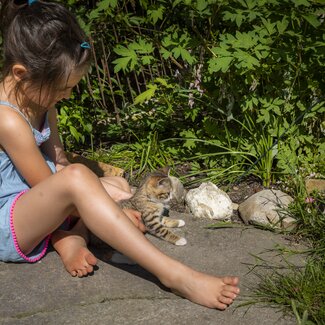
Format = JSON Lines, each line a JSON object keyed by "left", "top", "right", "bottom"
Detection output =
{"left": 172, "top": 46, "right": 181, "bottom": 59}
{"left": 233, "top": 49, "right": 260, "bottom": 69}
{"left": 196, "top": 0, "right": 208, "bottom": 12}
{"left": 114, "top": 45, "right": 133, "bottom": 56}
{"left": 88, "top": 9, "right": 100, "bottom": 20}
{"left": 179, "top": 130, "right": 197, "bottom": 149}
{"left": 98, "top": 0, "right": 118, "bottom": 10}
{"left": 256, "top": 109, "right": 270, "bottom": 123}
{"left": 293, "top": 0, "right": 310, "bottom": 6}
{"left": 277, "top": 17, "right": 289, "bottom": 34}
{"left": 112, "top": 57, "right": 132, "bottom": 73}
{"left": 141, "top": 55, "right": 154, "bottom": 65}
{"left": 69, "top": 126, "right": 81, "bottom": 142}
{"left": 160, "top": 47, "right": 172, "bottom": 60}
{"left": 261, "top": 18, "right": 276, "bottom": 35}
{"left": 211, "top": 47, "right": 231, "bottom": 56}
{"left": 302, "top": 14, "right": 321, "bottom": 28}
{"left": 147, "top": 7, "right": 164, "bottom": 24}
{"left": 133, "top": 84, "right": 158, "bottom": 105}
{"left": 180, "top": 48, "right": 195, "bottom": 64}
{"left": 208, "top": 56, "right": 233, "bottom": 73}
{"left": 272, "top": 105, "right": 281, "bottom": 116}
{"left": 154, "top": 78, "right": 174, "bottom": 88}
{"left": 235, "top": 13, "right": 243, "bottom": 27}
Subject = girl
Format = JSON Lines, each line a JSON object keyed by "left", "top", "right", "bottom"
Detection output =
{"left": 0, "top": 0, "right": 239, "bottom": 310}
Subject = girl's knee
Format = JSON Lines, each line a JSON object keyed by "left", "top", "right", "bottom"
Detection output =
{"left": 61, "top": 163, "right": 95, "bottom": 183}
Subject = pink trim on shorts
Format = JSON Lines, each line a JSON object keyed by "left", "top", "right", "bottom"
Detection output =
{"left": 10, "top": 190, "right": 51, "bottom": 263}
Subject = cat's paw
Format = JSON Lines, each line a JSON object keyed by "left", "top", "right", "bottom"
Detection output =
{"left": 175, "top": 237, "right": 187, "bottom": 246}
{"left": 177, "top": 220, "right": 185, "bottom": 227}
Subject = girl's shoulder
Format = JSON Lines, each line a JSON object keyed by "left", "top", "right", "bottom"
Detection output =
{"left": 0, "top": 102, "right": 30, "bottom": 130}
{"left": 0, "top": 103, "right": 34, "bottom": 147}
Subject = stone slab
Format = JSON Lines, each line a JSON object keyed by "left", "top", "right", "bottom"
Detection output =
{"left": 0, "top": 212, "right": 302, "bottom": 325}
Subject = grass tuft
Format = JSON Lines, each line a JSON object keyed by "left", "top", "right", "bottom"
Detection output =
{"left": 242, "top": 190, "right": 325, "bottom": 325}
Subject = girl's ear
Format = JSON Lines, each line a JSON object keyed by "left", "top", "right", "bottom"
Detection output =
{"left": 11, "top": 64, "right": 27, "bottom": 82}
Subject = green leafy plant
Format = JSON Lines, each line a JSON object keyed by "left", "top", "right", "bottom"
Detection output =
{"left": 93, "top": 131, "right": 178, "bottom": 181}
{"left": 52, "top": 0, "right": 324, "bottom": 187}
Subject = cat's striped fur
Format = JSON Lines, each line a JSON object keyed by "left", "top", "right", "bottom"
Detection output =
{"left": 120, "top": 168, "right": 186, "bottom": 246}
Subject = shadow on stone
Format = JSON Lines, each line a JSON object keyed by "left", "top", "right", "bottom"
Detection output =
{"left": 90, "top": 246, "right": 168, "bottom": 292}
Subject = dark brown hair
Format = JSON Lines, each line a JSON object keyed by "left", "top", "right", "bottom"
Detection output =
{"left": 0, "top": 0, "right": 91, "bottom": 104}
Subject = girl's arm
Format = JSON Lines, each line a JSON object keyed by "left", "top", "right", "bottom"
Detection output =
{"left": 40, "top": 107, "right": 70, "bottom": 171}
{"left": 0, "top": 108, "right": 53, "bottom": 187}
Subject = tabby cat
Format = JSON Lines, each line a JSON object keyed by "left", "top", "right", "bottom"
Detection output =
{"left": 90, "top": 168, "right": 186, "bottom": 257}
{"left": 90, "top": 168, "right": 186, "bottom": 264}
{"left": 119, "top": 167, "right": 187, "bottom": 246}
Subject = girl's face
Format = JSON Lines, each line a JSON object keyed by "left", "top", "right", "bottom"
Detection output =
{"left": 52, "top": 69, "right": 86, "bottom": 105}
{"left": 24, "top": 68, "right": 86, "bottom": 110}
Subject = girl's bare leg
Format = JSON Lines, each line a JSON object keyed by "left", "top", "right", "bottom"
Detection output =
{"left": 13, "top": 164, "right": 239, "bottom": 309}
{"left": 100, "top": 176, "right": 133, "bottom": 201}
{"left": 51, "top": 175, "right": 141, "bottom": 277}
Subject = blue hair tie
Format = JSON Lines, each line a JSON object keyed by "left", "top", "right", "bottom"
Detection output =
{"left": 81, "top": 42, "right": 91, "bottom": 49}
{"left": 28, "top": 0, "right": 38, "bottom": 5}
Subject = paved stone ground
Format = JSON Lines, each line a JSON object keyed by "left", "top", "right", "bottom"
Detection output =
{"left": 0, "top": 211, "right": 303, "bottom": 325}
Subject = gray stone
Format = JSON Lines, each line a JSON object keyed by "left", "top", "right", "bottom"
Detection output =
{"left": 0, "top": 211, "right": 300, "bottom": 325}
{"left": 305, "top": 178, "right": 325, "bottom": 194}
{"left": 238, "top": 189, "right": 294, "bottom": 228}
{"left": 281, "top": 216, "right": 297, "bottom": 231}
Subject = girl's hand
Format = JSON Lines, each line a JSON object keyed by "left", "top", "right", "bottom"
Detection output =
{"left": 123, "top": 208, "right": 147, "bottom": 233}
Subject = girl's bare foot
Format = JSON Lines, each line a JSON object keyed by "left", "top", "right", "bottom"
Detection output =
{"left": 51, "top": 229, "right": 97, "bottom": 277}
{"left": 165, "top": 266, "right": 240, "bottom": 310}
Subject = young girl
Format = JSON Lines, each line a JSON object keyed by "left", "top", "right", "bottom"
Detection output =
{"left": 0, "top": 0, "right": 239, "bottom": 310}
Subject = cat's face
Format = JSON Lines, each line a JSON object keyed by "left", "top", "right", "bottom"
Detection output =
{"left": 144, "top": 174, "right": 172, "bottom": 204}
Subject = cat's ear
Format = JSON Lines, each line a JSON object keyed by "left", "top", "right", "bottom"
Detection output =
{"left": 157, "top": 166, "right": 170, "bottom": 176}
{"left": 157, "top": 177, "right": 170, "bottom": 187}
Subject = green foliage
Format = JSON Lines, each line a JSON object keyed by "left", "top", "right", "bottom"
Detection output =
{"left": 53, "top": 0, "right": 324, "bottom": 183}
{"left": 247, "top": 258, "right": 325, "bottom": 325}
{"left": 57, "top": 88, "right": 94, "bottom": 150}
{"left": 112, "top": 39, "right": 155, "bottom": 73}
{"left": 87, "top": 131, "right": 179, "bottom": 181}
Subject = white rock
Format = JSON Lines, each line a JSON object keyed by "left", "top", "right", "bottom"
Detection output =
{"left": 185, "top": 182, "right": 234, "bottom": 220}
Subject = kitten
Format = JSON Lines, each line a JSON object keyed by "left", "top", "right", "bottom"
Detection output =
{"left": 90, "top": 168, "right": 187, "bottom": 264}
{"left": 120, "top": 167, "right": 187, "bottom": 246}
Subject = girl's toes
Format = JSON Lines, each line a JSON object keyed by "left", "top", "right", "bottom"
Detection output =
{"left": 86, "top": 265, "right": 94, "bottom": 274}
{"left": 70, "top": 270, "right": 77, "bottom": 277}
{"left": 223, "top": 276, "right": 239, "bottom": 286}
{"left": 219, "top": 296, "right": 234, "bottom": 305}
{"left": 215, "top": 302, "right": 227, "bottom": 310}
{"left": 221, "top": 289, "right": 237, "bottom": 299}
{"left": 86, "top": 253, "right": 97, "bottom": 266}
{"left": 76, "top": 269, "right": 85, "bottom": 277}
{"left": 223, "top": 284, "right": 240, "bottom": 295}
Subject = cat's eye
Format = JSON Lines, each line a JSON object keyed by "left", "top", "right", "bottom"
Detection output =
{"left": 158, "top": 193, "right": 169, "bottom": 199}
